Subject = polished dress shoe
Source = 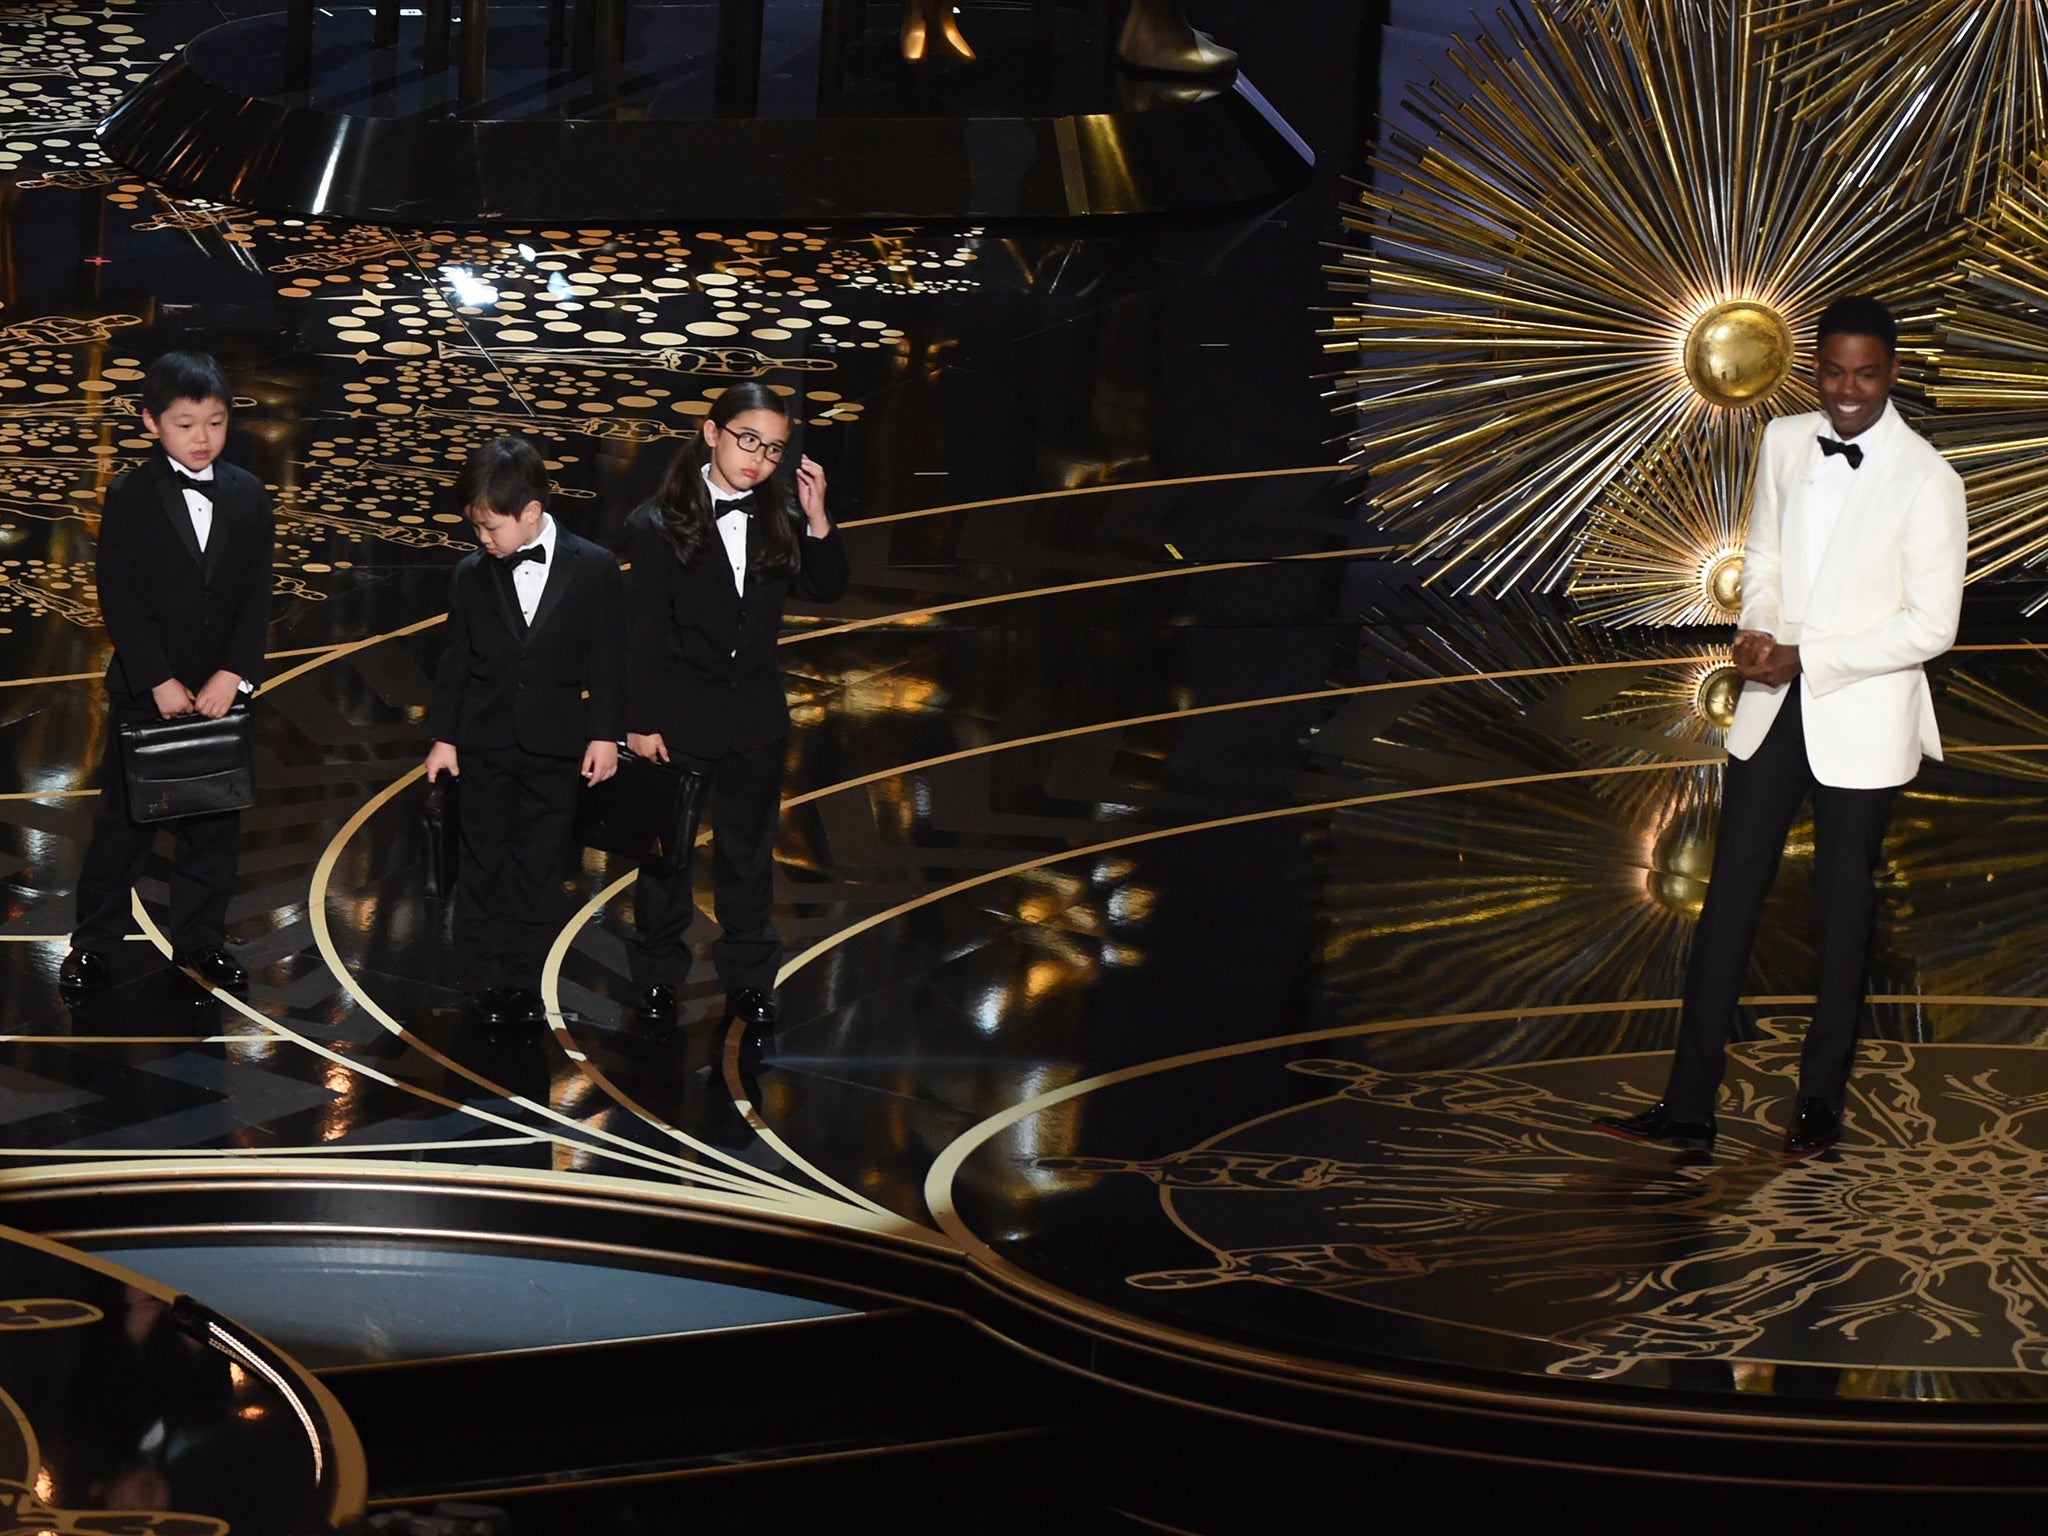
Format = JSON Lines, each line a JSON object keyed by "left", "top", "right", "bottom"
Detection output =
{"left": 175, "top": 945, "right": 247, "bottom": 992}
{"left": 633, "top": 983, "right": 679, "bottom": 1022}
{"left": 464, "top": 987, "right": 547, "bottom": 1029}
{"left": 500, "top": 988, "right": 549, "bottom": 1027}
{"left": 58, "top": 947, "right": 111, "bottom": 998}
{"left": 1593, "top": 1100, "right": 1716, "bottom": 1151}
{"left": 726, "top": 987, "right": 777, "bottom": 1027}
{"left": 462, "top": 987, "right": 512, "bottom": 1030}
{"left": 1783, "top": 1097, "right": 1841, "bottom": 1157}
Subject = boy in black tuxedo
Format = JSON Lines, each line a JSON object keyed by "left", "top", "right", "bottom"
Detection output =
{"left": 426, "top": 436, "right": 624, "bottom": 1029}
{"left": 61, "top": 352, "right": 273, "bottom": 1000}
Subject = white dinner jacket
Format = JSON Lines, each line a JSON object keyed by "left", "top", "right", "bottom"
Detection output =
{"left": 1727, "top": 402, "right": 1967, "bottom": 789}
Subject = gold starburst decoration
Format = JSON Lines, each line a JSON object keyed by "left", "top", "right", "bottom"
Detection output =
{"left": 1567, "top": 422, "right": 1753, "bottom": 626}
{"left": 1924, "top": 152, "right": 2048, "bottom": 606}
{"left": 1758, "top": 0, "right": 2048, "bottom": 215}
{"left": 1326, "top": 0, "right": 1959, "bottom": 596}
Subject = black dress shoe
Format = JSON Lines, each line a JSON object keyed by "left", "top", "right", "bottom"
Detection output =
{"left": 464, "top": 987, "right": 546, "bottom": 1029}
{"left": 462, "top": 988, "right": 510, "bottom": 1030}
{"left": 502, "top": 988, "right": 550, "bottom": 1027}
{"left": 1783, "top": 1097, "right": 1841, "bottom": 1157}
{"left": 633, "top": 983, "right": 679, "bottom": 1022}
{"left": 57, "top": 947, "right": 111, "bottom": 998}
{"left": 1593, "top": 1100, "right": 1716, "bottom": 1151}
{"left": 726, "top": 987, "right": 776, "bottom": 1027}
{"left": 175, "top": 945, "right": 247, "bottom": 991}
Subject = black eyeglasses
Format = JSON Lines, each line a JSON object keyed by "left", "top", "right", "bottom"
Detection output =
{"left": 721, "top": 426, "right": 787, "bottom": 463}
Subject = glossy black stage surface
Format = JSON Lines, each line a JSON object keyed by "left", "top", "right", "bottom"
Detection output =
{"left": 7, "top": 0, "right": 2048, "bottom": 1521}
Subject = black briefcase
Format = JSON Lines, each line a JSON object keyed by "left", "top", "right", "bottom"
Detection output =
{"left": 118, "top": 707, "right": 255, "bottom": 823}
{"left": 422, "top": 776, "right": 460, "bottom": 900}
{"left": 577, "top": 749, "right": 707, "bottom": 875}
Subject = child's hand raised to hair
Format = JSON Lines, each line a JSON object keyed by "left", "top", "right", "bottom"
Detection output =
{"left": 795, "top": 455, "right": 829, "bottom": 532}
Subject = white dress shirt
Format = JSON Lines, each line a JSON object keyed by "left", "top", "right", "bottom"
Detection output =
{"left": 171, "top": 459, "right": 253, "bottom": 692}
{"left": 509, "top": 513, "right": 557, "bottom": 625}
{"left": 174, "top": 460, "right": 215, "bottom": 551}
{"left": 702, "top": 464, "right": 751, "bottom": 597}
{"left": 1803, "top": 404, "right": 1889, "bottom": 579}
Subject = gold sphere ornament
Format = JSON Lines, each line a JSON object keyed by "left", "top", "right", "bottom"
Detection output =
{"left": 1646, "top": 819, "right": 1716, "bottom": 918}
{"left": 1693, "top": 664, "right": 1742, "bottom": 731}
{"left": 1683, "top": 301, "right": 1795, "bottom": 408}
{"left": 1700, "top": 549, "right": 1744, "bottom": 614}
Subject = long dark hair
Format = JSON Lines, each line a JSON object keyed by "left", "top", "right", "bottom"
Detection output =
{"left": 651, "top": 382, "right": 799, "bottom": 578}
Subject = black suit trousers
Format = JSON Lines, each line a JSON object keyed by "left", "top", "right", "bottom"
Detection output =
{"left": 630, "top": 740, "right": 784, "bottom": 997}
{"left": 1664, "top": 690, "right": 1900, "bottom": 1120}
{"left": 73, "top": 704, "right": 241, "bottom": 953}
{"left": 454, "top": 745, "right": 582, "bottom": 994}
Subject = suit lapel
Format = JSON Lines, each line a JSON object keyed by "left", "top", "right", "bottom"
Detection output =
{"left": 478, "top": 551, "right": 525, "bottom": 640}
{"left": 526, "top": 535, "right": 574, "bottom": 643}
{"left": 1776, "top": 424, "right": 1822, "bottom": 623}
{"left": 154, "top": 468, "right": 206, "bottom": 574}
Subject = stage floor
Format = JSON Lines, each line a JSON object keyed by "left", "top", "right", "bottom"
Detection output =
{"left": 4, "top": 0, "right": 2048, "bottom": 1499}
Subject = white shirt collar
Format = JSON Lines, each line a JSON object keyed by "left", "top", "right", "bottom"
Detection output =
{"left": 169, "top": 456, "right": 216, "bottom": 482}
{"left": 514, "top": 512, "right": 557, "bottom": 560}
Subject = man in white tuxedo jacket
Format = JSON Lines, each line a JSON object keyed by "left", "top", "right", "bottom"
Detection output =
{"left": 1599, "top": 295, "right": 1967, "bottom": 1156}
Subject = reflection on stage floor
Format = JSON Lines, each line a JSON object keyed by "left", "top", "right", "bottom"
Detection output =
{"left": 3, "top": 0, "right": 2048, "bottom": 1509}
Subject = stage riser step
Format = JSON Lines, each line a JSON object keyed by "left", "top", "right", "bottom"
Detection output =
{"left": 325, "top": 1306, "right": 1080, "bottom": 1501}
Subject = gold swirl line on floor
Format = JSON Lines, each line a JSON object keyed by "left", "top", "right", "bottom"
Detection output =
{"left": 539, "top": 655, "right": 2048, "bottom": 1209}
{"left": 789, "top": 543, "right": 1403, "bottom": 644}
{"left": 774, "top": 655, "right": 1723, "bottom": 808}
{"left": 0, "top": 464, "right": 1356, "bottom": 701}
{"left": 547, "top": 655, "right": 1721, "bottom": 1216}
{"left": 738, "top": 759, "right": 1694, "bottom": 1210}
{"left": 109, "top": 894, "right": 707, "bottom": 1184}
{"left": 919, "top": 1000, "right": 2048, "bottom": 1399}
{"left": 766, "top": 738, "right": 2048, "bottom": 988}
{"left": 832, "top": 463, "right": 1348, "bottom": 528}
{"left": 928, "top": 991, "right": 2048, "bottom": 1198}
{"left": 0, "top": 643, "right": 344, "bottom": 693}
{"left": 541, "top": 863, "right": 907, "bottom": 1223}
{"left": 713, "top": 1007, "right": 904, "bottom": 1223}
{"left": 300, "top": 766, "right": 795, "bottom": 1195}
{"left": 534, "top": 907, "right": 875, "bottom": 1216}
{"left": 256, "top": 614, "right": 450, "bottom": 696}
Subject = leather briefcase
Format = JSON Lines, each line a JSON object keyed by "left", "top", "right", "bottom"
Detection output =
{"left": 118, "top": 707, "right": 256, "bottom": 823}
{"left": 577, "top": 749, "right": 708, "bottom": 875}
{"left": 422, "top": 776, "right": 460, "bottom": 900}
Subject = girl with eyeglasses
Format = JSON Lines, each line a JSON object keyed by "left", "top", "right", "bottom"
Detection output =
{"left": 618, "top": 380, "right": 849, "bottom": 1033}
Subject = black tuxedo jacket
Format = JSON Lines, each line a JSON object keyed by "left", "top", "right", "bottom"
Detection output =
{"left": 621, "top": 501, "right": 849, "bottom": 757}
{"left": 96, "top": 452, "right": 273, "bottom": 709}
{"left": 429, "top": 525, "right": 627, "bottom": 759}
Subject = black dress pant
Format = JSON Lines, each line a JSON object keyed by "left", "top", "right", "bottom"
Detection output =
{"left": 630, "top": 739, "right": 783, "bottom": 998}
{"left": 1663, "top": 690, "right": 1900, "bottom": 1120}
{"left": 73, "top": 706, "right": 240, "bottom": 954}
{"left": 454, "top": 744, "right": 581, "bottom": 995}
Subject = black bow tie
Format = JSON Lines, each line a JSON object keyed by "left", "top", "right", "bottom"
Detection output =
{"left": 1817, "top": 436, "right": 1864, "bottom": 469}
{"left": 170, "top": 465, "right": 214, "bottom": 498}
{"left": 502, "top": 544, "right": 546, "bottom": 568}
{"left": 715, "top": 493, "right": 757, "bottom": 517}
